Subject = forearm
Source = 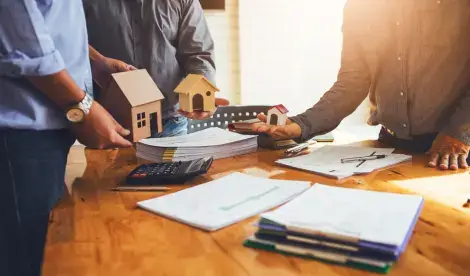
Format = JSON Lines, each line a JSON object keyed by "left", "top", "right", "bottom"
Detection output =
{"left": 290, "top": 77, "right": 369, "bottom": 141}
{"left": 88, "top": 45, "right": 105, "bottom": 65}
{"left": 27, "top": 71, "right": 86, "bottom": 111}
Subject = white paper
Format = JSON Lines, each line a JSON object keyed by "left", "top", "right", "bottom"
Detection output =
{"left": 139, "top": 127, "right": 257, "bottom": 147}
{"left": 137, "top": 173, "right": 311, "bottom": 231}
{"left": 276, "top": 146, "right": 411, "bottom": 179}
{"left": 262, "top": 184, "right": 423, "bottom": 247}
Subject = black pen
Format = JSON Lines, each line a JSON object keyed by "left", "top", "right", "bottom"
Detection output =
{"left": 341, "top": 154, "right": 387, "bottom": 163}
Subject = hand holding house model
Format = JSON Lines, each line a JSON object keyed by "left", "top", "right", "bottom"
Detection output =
{"left": 100, "top": 69, "right": 165, "bottom": 142}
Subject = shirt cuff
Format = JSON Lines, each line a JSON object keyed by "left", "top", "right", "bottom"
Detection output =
{"left": 442, "top": 123, "right": 470, "bottom": 145}
{"left": 289, "top": 115, "right": 314, "bottom": 143}
{"left": 0, "top": 49, "right": 65, "bottom": 77}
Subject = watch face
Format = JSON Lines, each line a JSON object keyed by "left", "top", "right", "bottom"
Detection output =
{"left": 66, "top": 108, "right": 85, "bottom": 123}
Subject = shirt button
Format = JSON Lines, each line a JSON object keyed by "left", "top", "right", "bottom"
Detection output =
{"left": 402, "top": 124, "right": 407, "bottom": 128}
{"left": 397, "top": 56, "right": 402, "bottom": 61}
{"left": 400, "top": 91, "right": 404, "bottom": 96}
{"left": 437, "top": 0, "right": 441, "bottom": 4}
{"left": 396, "top": 21, "right": 400, "bottom": 26}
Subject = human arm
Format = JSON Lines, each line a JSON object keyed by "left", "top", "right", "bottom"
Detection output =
{"left": 88, "top": 45, "right": 137, "bottom": 89}
{"left": 176, "top": 0, "right": 229, "bottom": 120}
{"left": 0, "top": 0, "right": 131, "bottom": 148}
{"left": 252, "top": 0, "right": 371, "bottom": 141}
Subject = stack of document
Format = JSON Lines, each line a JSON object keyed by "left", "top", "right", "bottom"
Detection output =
{"left": 136, "top": 127, "right": 258, "bottom": 162}
{"left": 244, "top": 184, "right": 424, "bottom": 274}
{"left": 276, "top": 145, "right": 411, "bottom": 179}
{"left": 137, "top": 173, "right": 310, "bottom": 231}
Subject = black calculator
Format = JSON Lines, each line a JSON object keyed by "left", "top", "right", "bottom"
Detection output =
{"left": 126, "top": 157, "right": 214, "bottom": 185}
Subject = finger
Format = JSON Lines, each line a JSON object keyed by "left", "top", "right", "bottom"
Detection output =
{"left": 449, "top": 154, "right": 459, "bottom": 170}
{"left": 215, "top": 98, "right": 230, "bottom": 106}
{"left": 178, "top": 110, "right": 195, "bottom": 119}
{"left": 427, "top": 153, "right": 440, "bottom": 167}
{"left": 193, "top": 112, "right": 211, "bottom": 120}
{"left": 252, "top": 123, "right": 272, "bottom": 133}
{"left": 458, "top": 155, "right": 469, "bottom": 169}
{"left": 257, "top": 113, "right": 267, "bottom": 123}
{"left": 110, "top": 133, "right": 132, "bottom": 148}
{"left": 128, "top": 65, "right": 138, "bottom": 70}
{"left": 439, "top": 154, "right": 450, "bottom": 170}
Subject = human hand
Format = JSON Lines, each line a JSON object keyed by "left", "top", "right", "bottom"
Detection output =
{"left": 91, "top": 56, "right": 137, "bottom": 89}
{"left": 251, "top": 113, "right": 302, "bottom": 140}
{"left": 178, "top": 98, "right": 230, "bottom": 120}
{"left": 72, "top": 101, "right": 133, "bottom": 149}
{"left": 427, "top": 134, "right": 470, "bottom": 170}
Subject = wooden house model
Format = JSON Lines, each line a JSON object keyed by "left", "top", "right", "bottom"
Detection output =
{"left": 100, "top": 69, "right": 164, "bottom": 142}
{"left": 174, "top": 74, "right": 220, "bottom": 112}
{"left": 267, "top": 104, "right": 289, "bottom": 126}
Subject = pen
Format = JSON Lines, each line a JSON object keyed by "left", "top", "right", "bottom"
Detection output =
{"left": 110, "top": 186, "right": 172, "bottom": 192}
{"left": 285, "top": 140, "right": 317, "bottom": 156}
{"left": 341, "top": 154, "right": 387, "bottom": 163}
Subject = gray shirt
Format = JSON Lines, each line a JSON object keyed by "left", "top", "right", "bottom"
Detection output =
{"left": 83, "top": 0, "right": 216, "bottom": 119}
{"left": 291, "top": 0, "right": 470, "bottom": 144}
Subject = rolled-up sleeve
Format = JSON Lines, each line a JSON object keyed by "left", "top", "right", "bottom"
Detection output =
{"left": 0, "top": 0, "right": 65, "bottom": 77}
{"left": 177, "top": 0, "right": 216, "bottom": 84}
{"left": 289, "top": 0, "right": 371, "bottom": 142}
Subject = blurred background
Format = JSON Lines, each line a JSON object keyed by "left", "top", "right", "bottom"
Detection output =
{"left": 203, "top": 0, "right": 380, "bottom": 141}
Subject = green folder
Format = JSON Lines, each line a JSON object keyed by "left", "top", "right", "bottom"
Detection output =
{"left": 244, "top": 237, "right": 392, "bottom": 274}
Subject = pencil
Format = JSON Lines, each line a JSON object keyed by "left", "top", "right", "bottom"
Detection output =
{"left": 111, "top": 186, "right": 172, "bottom": 192}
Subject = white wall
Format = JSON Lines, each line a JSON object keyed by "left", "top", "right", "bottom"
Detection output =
{"left": 239, "top": 0, "right": 379, "bottom": 138}
{"left": 204, "top": 0, "right": 241, "bottom": 105}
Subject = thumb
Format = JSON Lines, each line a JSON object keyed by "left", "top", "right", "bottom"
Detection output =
{"left": 115, "top": 123, "right": 131, "bottom": 137}
{"left": 257, "top": 113, "right": 268, "bottom": 123}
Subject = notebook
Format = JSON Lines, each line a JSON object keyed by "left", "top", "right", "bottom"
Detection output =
{"left": 260, "top": 184, "right": 424, "bottom": 250}
{"left": 244, "top": 184, "right": 423, "bottom": 273}
{"left": 137, "top": 173, "right": 311, "bottom": 231}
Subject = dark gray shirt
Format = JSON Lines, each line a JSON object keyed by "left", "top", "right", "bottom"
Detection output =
{"left": 291, "top": 0, "right": 470, "bottom": 144}
{"left": 83, "top": 0, "right": 216, "bottom": 119}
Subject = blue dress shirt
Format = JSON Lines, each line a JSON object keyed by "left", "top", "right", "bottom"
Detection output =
{"left": 0, "top": 0, "right": 92, "bottom": 130}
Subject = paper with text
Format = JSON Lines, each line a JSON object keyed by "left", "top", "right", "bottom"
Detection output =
{"left": 276, "top": 146, "right": 411, "bottom": 179}
{"left": 139, "top": 127, "right": 257, "bottom": 147}
{"left": 137, "top": 173, "right": 311, "bottom": 231}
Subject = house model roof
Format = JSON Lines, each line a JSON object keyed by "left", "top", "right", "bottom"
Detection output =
{"left": 174, "top": 74, "right": 220, "bottom": 94}
{"left": 111, "top": 69, "right": 164, "bottom": 107}
{"left": 270, "top": 104, "right": 289, "bottom": 114}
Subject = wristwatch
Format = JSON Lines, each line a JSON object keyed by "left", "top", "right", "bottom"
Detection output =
{"left": 66, "top": 93, "right": 93, "bottom": 123}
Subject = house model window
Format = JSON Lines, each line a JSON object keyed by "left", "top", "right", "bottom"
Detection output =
{"left": 137, "top": 112, "right": 147, "bottom": 128}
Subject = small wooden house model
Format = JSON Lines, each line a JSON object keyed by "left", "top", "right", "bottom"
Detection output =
{"left": 100, "top": 69, "right": 164, "bottom": 142}
{"left": 267, "top": 104, "right": 289, "bottom": 126}
{"left": 174, "top": 74, "right": 220, "bottom": 112}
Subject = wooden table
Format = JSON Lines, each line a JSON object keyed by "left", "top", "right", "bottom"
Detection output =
{"left": 44, "top": 142, "right": 470, "bottom": 276}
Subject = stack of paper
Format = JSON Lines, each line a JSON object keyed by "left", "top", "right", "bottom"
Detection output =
{"left": 244, "top": 184, "right": 424, "bottom": 274}
{"left": 136, "top": 127, "right": 258, "bottom": 162}
{"left": 137, "top": 173, "right": 311, "bottom": 231}
{"left": 276, "top": 145, "right": 411, "bottom": 179}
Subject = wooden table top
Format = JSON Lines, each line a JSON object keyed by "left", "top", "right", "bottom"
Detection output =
{"left": 44, "top": 141, "right": 470, "bottom": 276}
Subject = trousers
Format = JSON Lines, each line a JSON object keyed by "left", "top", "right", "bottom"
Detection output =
{"left": 0, "top": 129, "right": 74, "bottom": 276}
